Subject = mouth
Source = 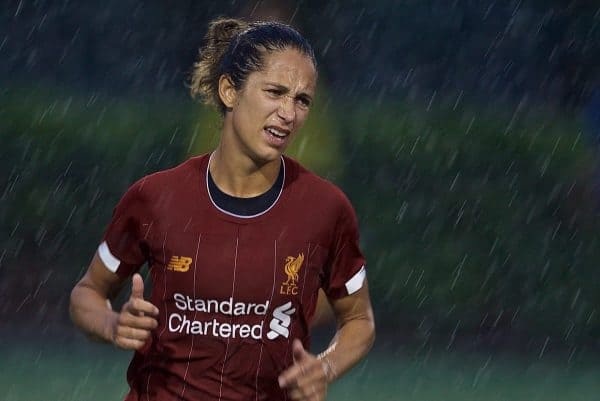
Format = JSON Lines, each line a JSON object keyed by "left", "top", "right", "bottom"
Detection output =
{"left": 263, "top": 126, "right": 291, "bottom": 147}
{"left": 265, "top": 126, "right": 290, "bottom": 138}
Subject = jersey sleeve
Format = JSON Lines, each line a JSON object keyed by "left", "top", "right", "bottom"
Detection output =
{"left": 98, "top": 179, "right": 150, "bottom": 278}
{"left": 322, "top": 193, "right": 367, "bottom": 300}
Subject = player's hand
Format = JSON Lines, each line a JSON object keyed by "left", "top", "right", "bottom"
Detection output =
{"left": 278, "top": 339, "right": 329, "bottom": 401}
{"left": 112, "top": 273, "right": 159, "bottom": 350}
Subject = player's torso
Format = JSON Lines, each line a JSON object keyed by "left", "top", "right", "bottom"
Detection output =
{"left": 132, "top": 179, "right": 332, "bottom": 400}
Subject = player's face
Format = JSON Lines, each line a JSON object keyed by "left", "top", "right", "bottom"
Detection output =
{"left": 226, "top": 48, "right": 317, "bottom": 164}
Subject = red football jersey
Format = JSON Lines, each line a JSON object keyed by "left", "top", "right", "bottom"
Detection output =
{"left": 98, "top": 154, "right": 366, "bottom": 401}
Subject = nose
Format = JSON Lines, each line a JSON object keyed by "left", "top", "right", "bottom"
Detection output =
{"left": 277, "top": 95, "right": 295, "bottom": 123}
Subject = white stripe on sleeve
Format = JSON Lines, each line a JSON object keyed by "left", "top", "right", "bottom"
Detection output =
{"left": 98, "top": 241, "right": 121, "bottom": 273}
{"left": 345, "top": 265, "right": 366, "bottom": 295}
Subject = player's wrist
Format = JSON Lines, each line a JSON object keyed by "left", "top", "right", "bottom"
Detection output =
{"left": 104, "top": 309, "right": 120, "bottom": 345}
{"left": 317, "top": 354, "right": 337, "bottom": 384}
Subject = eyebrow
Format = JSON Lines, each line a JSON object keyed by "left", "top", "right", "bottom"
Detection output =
{"left": 264, "top": 82, "right": 313, "bottom": 101}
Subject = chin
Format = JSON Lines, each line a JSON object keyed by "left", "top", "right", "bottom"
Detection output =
{"left": 253, "top": 147, "right": 285, "bottom": 166}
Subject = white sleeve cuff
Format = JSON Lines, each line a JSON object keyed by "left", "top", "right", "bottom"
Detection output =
{"left": 98, "top": 241, "right": 121, "bottom": 273}
{"left": 345, "top": 265, "right": 366, "bottom": 295}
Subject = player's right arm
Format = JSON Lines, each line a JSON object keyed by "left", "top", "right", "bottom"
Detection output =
{"left": 69, "top": 251, "right": 159, "bottom": 350}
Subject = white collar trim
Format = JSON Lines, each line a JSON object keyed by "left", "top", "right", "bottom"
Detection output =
{"left": 205, "top": 152, "right": 285, "bottom": 219}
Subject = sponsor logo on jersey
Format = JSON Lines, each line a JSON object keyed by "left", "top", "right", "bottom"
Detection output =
{"left": 280, "top": 253, "right": 304, "bottom": 295}
{"left": 167, "top": 256, "right": 192, "bottom": 272}
{"left": 267, "top": 301, "right": 296, "bottom": 339}
{"left": 168, "top": 293, "right": 296, "bottom": 341}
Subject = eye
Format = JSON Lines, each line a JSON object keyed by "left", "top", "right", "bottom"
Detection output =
{"left": 265, "top": 88, "right": 283, "bottom": 96}
{"left": 296, "top": 97, "right": 311, "bottom": 109}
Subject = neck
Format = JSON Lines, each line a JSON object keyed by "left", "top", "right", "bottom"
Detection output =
{"left": 209, "top": 144, "right": 281, "bottom": 198}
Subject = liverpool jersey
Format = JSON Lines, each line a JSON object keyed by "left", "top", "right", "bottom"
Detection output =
{"left": 99, "top": 154, "right": 367, "bottom": 401}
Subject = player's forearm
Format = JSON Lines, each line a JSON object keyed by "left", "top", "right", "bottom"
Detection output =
{"left": 318, "top": 315, "right": 375, "bottom": 383}
{"left": 69, "top": 283, "right": 117, "bottom": 343}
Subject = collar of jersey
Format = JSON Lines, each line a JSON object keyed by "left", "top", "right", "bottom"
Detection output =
{"left": 205, "top": 152, "right": 286, "bottom": 219}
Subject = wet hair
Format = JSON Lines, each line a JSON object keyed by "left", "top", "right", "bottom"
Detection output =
{"left": 190, "top": 18, "right": 317, "bottom": 114}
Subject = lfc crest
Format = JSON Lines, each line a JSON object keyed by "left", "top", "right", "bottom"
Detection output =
{"left": 280, "top": 253, "right": 304, "bottom": 295}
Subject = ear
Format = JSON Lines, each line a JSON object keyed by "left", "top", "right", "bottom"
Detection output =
{"left": 218, "top": 75, "right": 237, "bottom": 110}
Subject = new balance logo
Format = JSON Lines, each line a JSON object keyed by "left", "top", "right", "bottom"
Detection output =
{"left": 167, "top": 256, "right": 192, "bottom": 272}
{"left": 267, "top": 302, "right": 296, "bottom": 340}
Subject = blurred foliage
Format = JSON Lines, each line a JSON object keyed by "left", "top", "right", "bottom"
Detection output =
{"left": 0, "top": 87, "right": 191, "bottom": 318}
{"left": 3, "top": 85, "right": 600, "bottom": 348}
{"left": 338, "top": 96, "right": 600, "bottom": 346}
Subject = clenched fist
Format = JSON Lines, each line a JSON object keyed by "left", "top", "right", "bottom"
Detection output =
{"left": 112, "top": 273, "right": 159, "bottom": 350}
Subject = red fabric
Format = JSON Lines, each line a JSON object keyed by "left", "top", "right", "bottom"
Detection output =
{"left": 102, "top": 154, "right": 366, "bottom": 401}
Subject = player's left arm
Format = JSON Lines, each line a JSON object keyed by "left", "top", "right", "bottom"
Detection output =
{"left": 319, "top": 279, "right": 375, "bottom": 381}
{"left": 278, "top": 280, "right": 375, "bottom": 400}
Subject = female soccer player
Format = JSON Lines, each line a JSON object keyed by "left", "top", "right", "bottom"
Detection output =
{"left": 70, "top": 18, "right": 375, "bottom": 401}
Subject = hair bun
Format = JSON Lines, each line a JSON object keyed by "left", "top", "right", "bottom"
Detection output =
{"left": 206, "top": 18, "right": 249, "bottom": 46}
